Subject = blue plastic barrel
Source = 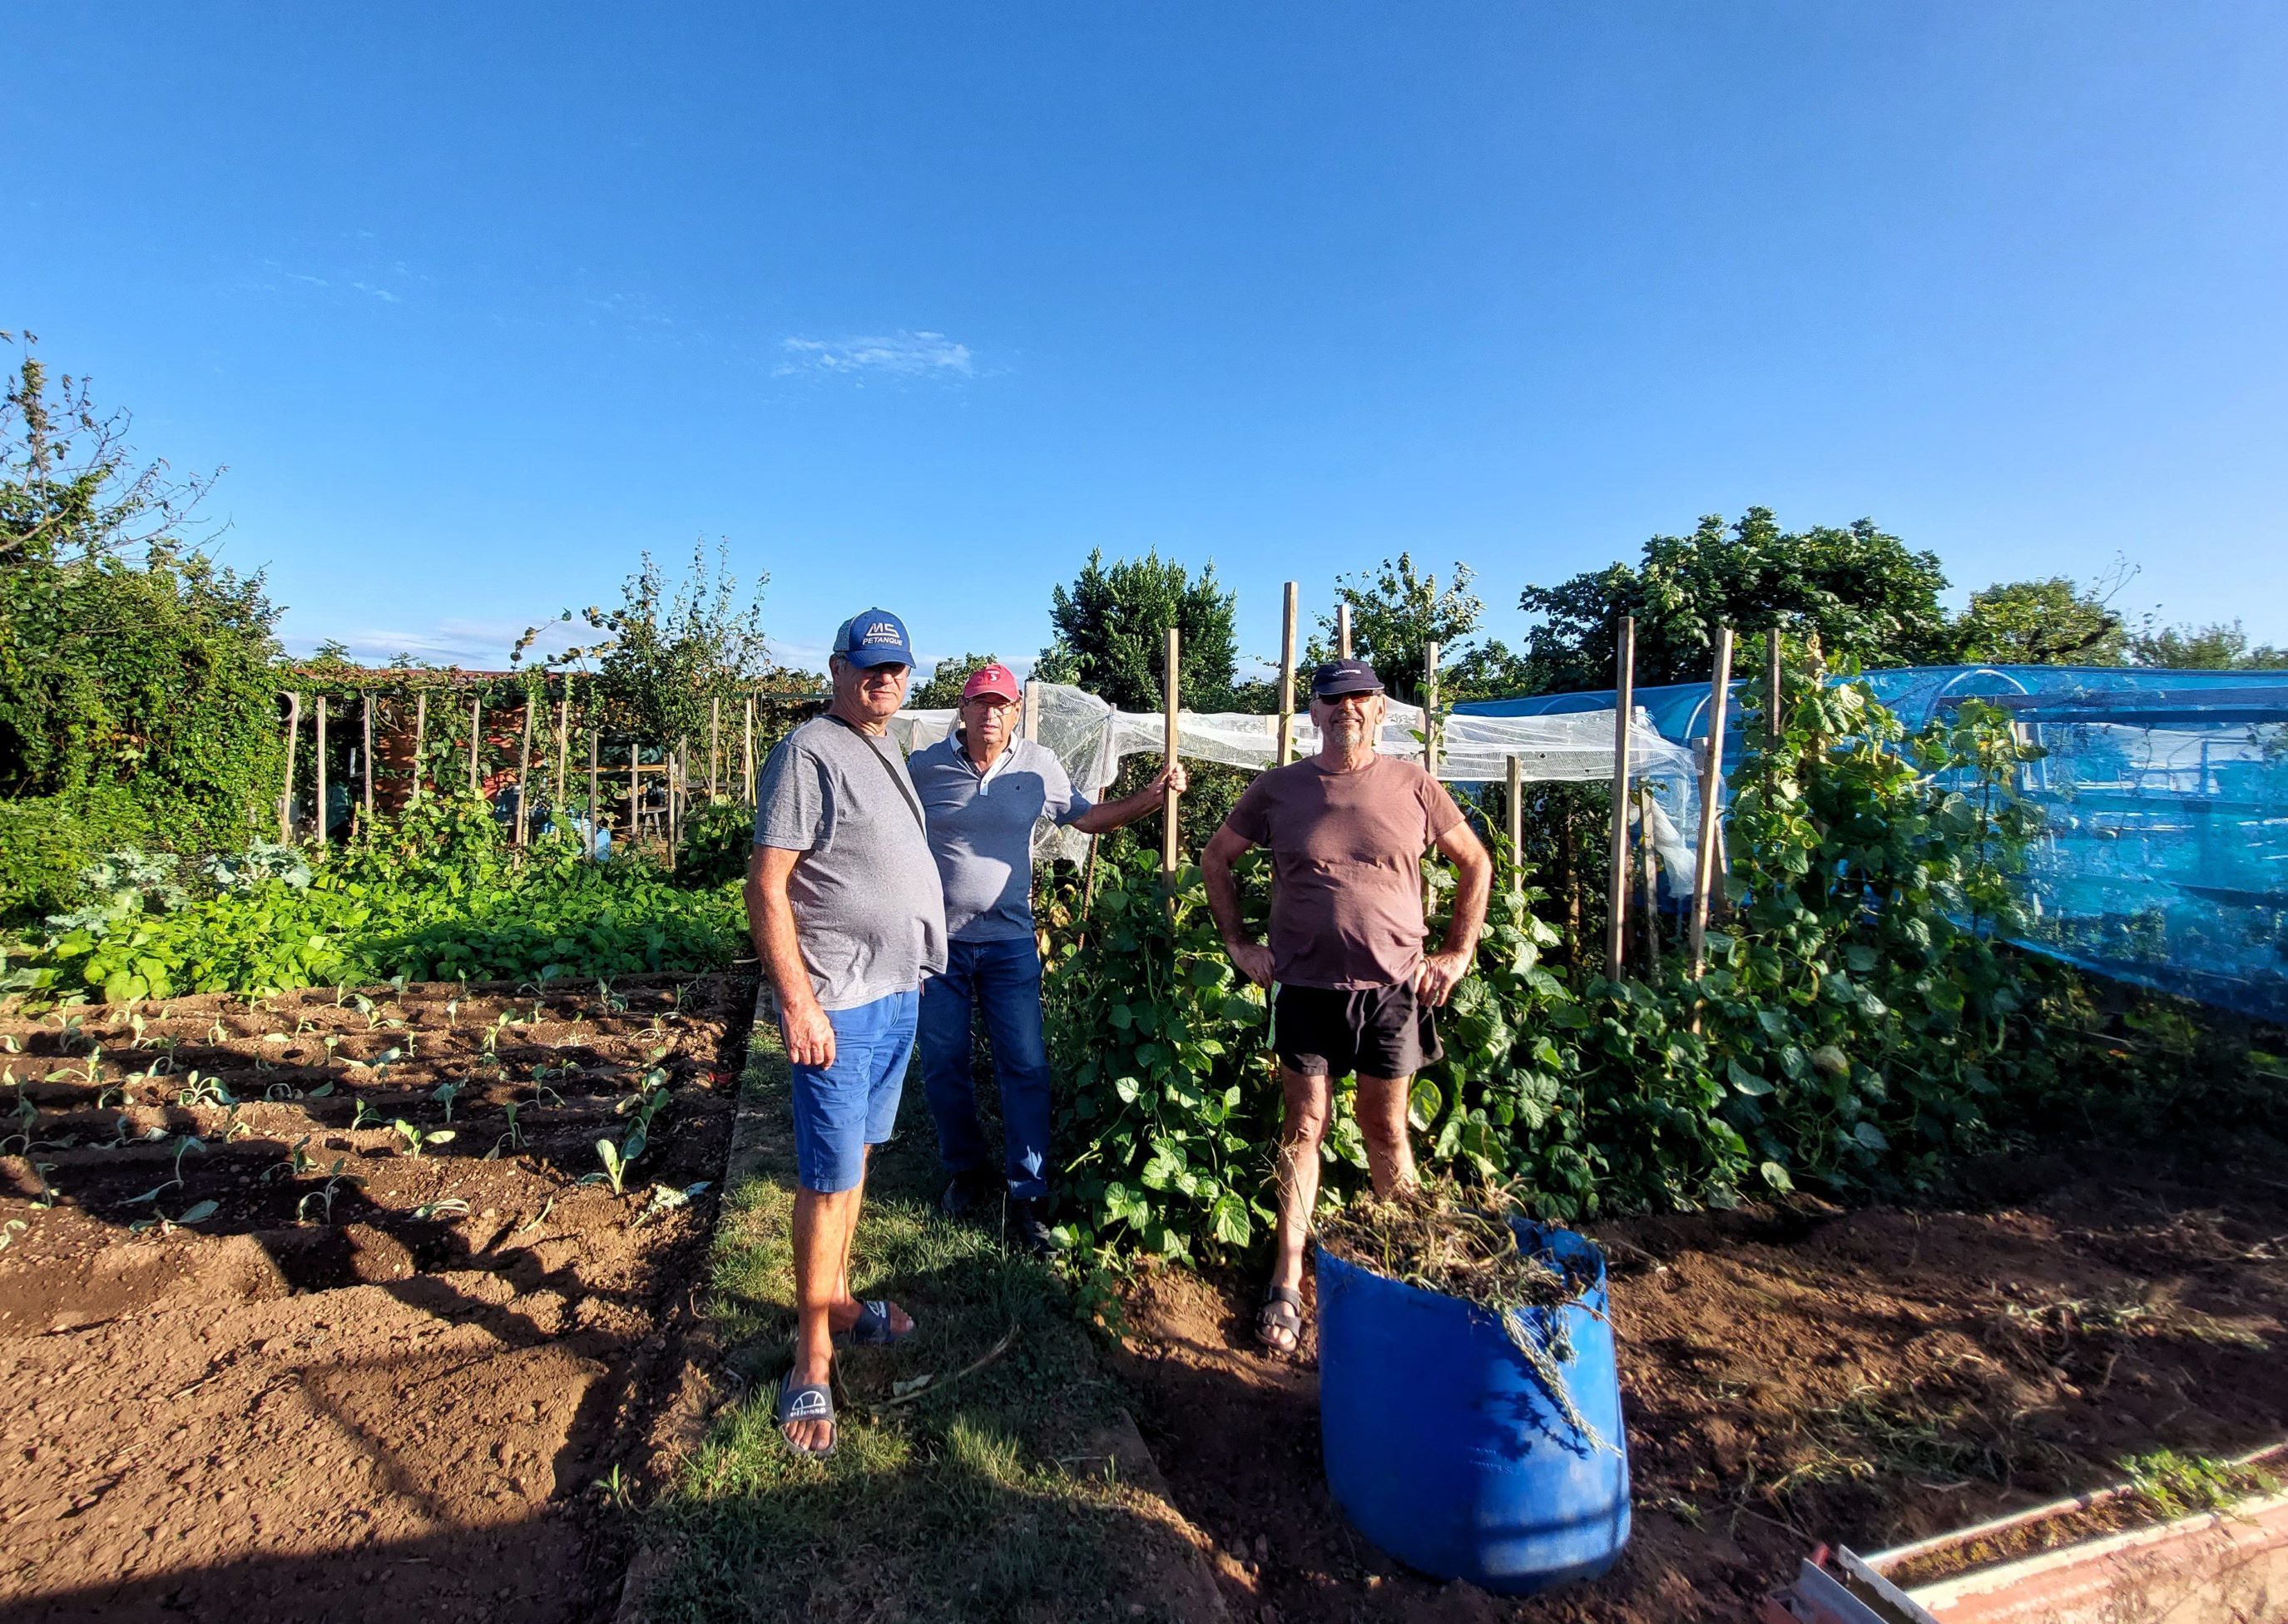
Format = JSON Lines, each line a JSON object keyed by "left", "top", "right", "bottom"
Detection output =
{"left": 1315, "top": 1223, "right": 1631, "bottom": 1594}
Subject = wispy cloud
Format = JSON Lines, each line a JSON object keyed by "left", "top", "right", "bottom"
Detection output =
{"left": 281, "top": 615, "right": 574, "bottom": 669}
{"left": 775, "top": 330, "right": 976, "bottom": 380}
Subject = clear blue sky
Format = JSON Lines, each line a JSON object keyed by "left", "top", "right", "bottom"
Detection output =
{"left": 7, "top": 3, "right": 2285, "bottom": 676}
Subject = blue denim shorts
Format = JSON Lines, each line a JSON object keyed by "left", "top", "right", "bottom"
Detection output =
{"left": 790, "top": 988, "right": 919, "bottom": 1194}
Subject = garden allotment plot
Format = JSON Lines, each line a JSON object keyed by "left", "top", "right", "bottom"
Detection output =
{"left": 0, "top": 973, "right": 751, "bottom": 1623}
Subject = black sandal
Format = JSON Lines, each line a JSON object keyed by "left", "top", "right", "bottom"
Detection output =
{"left": 1256, "top": 1285, "right": 1305, "bottom": 1355}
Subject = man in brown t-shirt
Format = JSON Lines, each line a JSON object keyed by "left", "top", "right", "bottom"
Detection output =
{"left": 1203, "top": 658, "right": 1493, "bottom": 1354}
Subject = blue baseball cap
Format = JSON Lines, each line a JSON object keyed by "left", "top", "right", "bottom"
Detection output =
{"left": 832, "top": 608, "right": 914, "bottom": 669}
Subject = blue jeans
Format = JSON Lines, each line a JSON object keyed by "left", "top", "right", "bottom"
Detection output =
{"left": 918, "top": 937, "right": 1052, "bottom": 1201}
{"left": 789, "top": 988, "right": 919, "bottom": 1194}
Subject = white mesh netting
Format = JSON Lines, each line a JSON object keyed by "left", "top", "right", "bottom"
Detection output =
{"left": 884, "top": 682, "right": 1704, "bottom": 887}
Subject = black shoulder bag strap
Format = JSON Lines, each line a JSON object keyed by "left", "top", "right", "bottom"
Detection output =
{"left": 822, "top": 714, "right": 927, "bottom": 833}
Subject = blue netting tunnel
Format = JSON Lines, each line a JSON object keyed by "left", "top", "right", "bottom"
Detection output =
{"left": 1460, "top": 667, "right": 2288, "bottom": 1025}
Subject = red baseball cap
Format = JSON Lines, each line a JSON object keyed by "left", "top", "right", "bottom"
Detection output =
{"left": 961, "top": 661, "right": 1022, "bottom": 703}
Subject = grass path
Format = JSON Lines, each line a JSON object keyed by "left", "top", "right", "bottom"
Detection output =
{"left": 636, "top": 1025, "right": 1224, "bottom": 1624}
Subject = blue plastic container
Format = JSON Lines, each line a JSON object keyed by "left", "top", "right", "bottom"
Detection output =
{"left": 1315, "top": 1223, "right": 1631, "bottom": 1595}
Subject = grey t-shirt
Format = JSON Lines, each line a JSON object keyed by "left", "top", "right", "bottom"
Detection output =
{"left": 753, "top": 715, "right": 948, "bottom": 1010}
{"left": 909, "top": 734, "right": 1092, "bottom": 943}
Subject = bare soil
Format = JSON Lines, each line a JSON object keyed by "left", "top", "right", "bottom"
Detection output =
{"left": 1113, "top": 1143, "right": 2288, "bottom": 1623}
{"left": 0, "top": 973, "right": 754, "bottom": 1624}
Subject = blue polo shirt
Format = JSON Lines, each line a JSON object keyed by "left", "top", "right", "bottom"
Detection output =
{"left": 909, "top": 733, "right": 1093, "bottom": 943}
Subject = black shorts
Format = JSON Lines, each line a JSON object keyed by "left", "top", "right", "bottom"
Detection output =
{"left": 1273, "top": 982, "right": 1443, "bottom": 1081}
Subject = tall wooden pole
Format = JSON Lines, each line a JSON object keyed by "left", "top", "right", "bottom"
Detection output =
{"left": 410, "top": 691, "right": 427, "bottom": 804}
{"left": 1766, "top": 623, "right": 1785, "bottom": 745}
{"left": 626, "top": 742, "right": 640, "bottom": 845}
{"left": 587, "top": 731, "right": 601, "bottom": 860}
{"left": 708, "top": 696, "right": 721, "bottom": 800}
{"left": 1021, "top": 679, "right": 1040, "bottom": 743}
{"left": 361, "top": 694, "right": 375, "bottom": 829}
{"left": 1161, "top": 626, "right": 1181, "bottom": 878}
{"left": 1423, "top": 641, "right": 1442, "bottom": 914}
{"left": 515, "top": 699, "right": 535, "bottom": 847}
{"left": 1505, "top": 755, "right": 1524, "bottom": 899}
{"left": 742, "top": 696, "right": 755, "bottom": 805}
{"left": 1276, "top": 581, "right": 1300, "bottom": 766}
{"left": 1604, "top": 616, "right": 1637, "bottom": 980}
{"left": 279, "top": 691, "right": 301, "bottom": 844}
{"left": 313, "top": 696, "right": 329, "bottom": 845}
{"left": 1336, "top": 602, "right": 1353, "bottom": 659}
{"left": 468, "top": 698, "right": 482, "bottom": 795}
{"left": 1638, "top": 787, "right": 1662, "bottom": 970}
{"left": 554, "top": 686, "right": 572, "bottom": 816}
{"left": 1689, "top": 626, "right": 1736, "bottom": 989}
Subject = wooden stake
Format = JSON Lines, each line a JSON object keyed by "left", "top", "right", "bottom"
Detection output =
{"left": 1336, "top": 602, "right": 1353, "bottom": 659}
{"left": 742, "top": 696, "right": 755, "bottom": 805}
{"left": 361, "top": 694, "right": 375, "bottom": 829}
{"left": 468, "top": 698, "right": 482, "bottom": 795}
{"left": 709, "top": 696, "right": 721, "bottom": 800}
{"left": 1605, "top": 616, "right": 1636, "bottom": 980}
{"left": 279, "top": 691, "right": 301, "bottom": 843}
{"left": 410, "top": 691, "right": 427, "bottom": 804}
{"left": 1638, "top": 787, "right": 1661, "bottom": 970}
{"left": 1276, "top": 581, "right": 1299, "bottom": 766}
{"left": 627, "top": 742, "right": 641, "bottom": 846}
{"left": 1424, "top": 640, "right": 1441, "bottom": 914}
{"left": 314, "top": 696, "right": 329, "bottom": 844}
{"left": 587, "top": 731, "right": 601, "bottom": 860}
{"left": 1161, "top": 626, "right": 1181, "bottom": 877}
{"left": 1505, "top": 755, "right": 1523, "bottom": 898}
{"left": 1021, "top": 679, "right": 1040, "bottom": 743}
{"left": 1766, "top": 622, "right": 1785, "bottom": 745}
{"left": 1689, "top": 626, "right": 1736, "bottom": 989}
{"left": 554, "top": 686, "right": 572, "bottom": 816}
{"left": 515, "top": 700, "right": 535, "bottom": 847}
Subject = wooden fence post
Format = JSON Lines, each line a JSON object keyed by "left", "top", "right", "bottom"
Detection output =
{"left": 708, "top": 697, "right": 721, "bottom": 800}
{"left": 1689, "top": 626, "right": 1736, "bottom": 1002}
{"left": 1638, "top": 786, "right": 1661, "bottom": 970}
{"left": 1276, "top": 581, "right": 1299, "bottom": 766}
{"left": 468, "top": 698, "right": 482, "bottom": 795}
{"left": 410, "top": 691, "right": 427, "bottom": 805}
{"left": 1505, "top": 755, "right": 1523, "bottom": 898}
{"left": 314, "top": 696, "right": 329, "bottom": 846}
{"left": 742, "top": 696, "right": 755, "bottom": 805}
{"left": 361, "top": 694, "right": 375, "bottom": 829}
{"left": 1336, "top": 602, "right": 1353, "bottom": 660}
{"left": 1021, "top": 679, "right": 1040, "bottom": 743}
{"left": 1766, "top": 622, "right": 1785, "bottom": 745}
{"left": 554, "top": 686, "right": 572, "bottom": 816}
{"left": 1161, "top": 626, "right": 1181, "bottom": 879}
{"left": 587, "top": 731, "right": 601, "bottom": 859}
{"left": 1604, "top": 616, "right": 1636, "bottom": 980}
{"left": 515, "top": 699, "right": 535, "bottom": 847}
{"left": 1423, "top": 641, "right": 1441, "bottom": 914}
{"left": 626, "top": 742, "right": 640, "bottom": 845}
{"left": 279, "top": 691, "right": 301, "bottom": 843}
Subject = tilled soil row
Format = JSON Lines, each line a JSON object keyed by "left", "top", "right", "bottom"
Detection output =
{"left": 0, "top": 973, "right": 755, "bottom": 1624}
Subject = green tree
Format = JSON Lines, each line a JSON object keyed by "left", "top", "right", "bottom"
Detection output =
{"left": 0, "top": 337, "right": 283, "bottom": 919}
{"left": 1303, "top": 553, "right": 1532, "bottom": 706}
{"left": 1518, "top": 508, "right": 1953, "bottom": 691}
{"left": 913, "top": 651, "right": 1002, "bottom": 710}
{"left": 2127, "top": 620, "right": 2288, "bottom": 670}
{"left": 1954, "top": 570, "right": 2130, "bottom": 665}
{"left": 1036, "top": 549, "right": 1237, "bottom": 711}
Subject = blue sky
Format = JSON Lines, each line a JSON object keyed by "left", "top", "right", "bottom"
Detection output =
{"left": 7, "top": 3, "right": 2285, "bottom": 677}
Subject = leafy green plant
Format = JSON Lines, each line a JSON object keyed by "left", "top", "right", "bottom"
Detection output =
{"left": 390, "top": 1118, "right": 455, "bottom": 1159}
{"left": 121, "top": 1133, "right": 206, "bottom": 1206}
{"left": 295, "top": 1160, "right": 364, "bottom": 1224}
{"left": 430, "top": 1080, "right": 462, "bottom": 1121}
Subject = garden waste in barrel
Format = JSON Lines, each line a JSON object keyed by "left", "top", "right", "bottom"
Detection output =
{"left": 1315, "top": 1222, "right": 1630, "bottom": 1595}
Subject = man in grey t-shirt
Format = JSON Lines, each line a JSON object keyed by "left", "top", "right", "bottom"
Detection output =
{"left": 745, "top": 607, "right": 946, "bottom": 1458}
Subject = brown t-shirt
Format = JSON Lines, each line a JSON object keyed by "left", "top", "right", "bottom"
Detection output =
{"left": 1224, "top": 755, "right": 1466, "bottom": 990}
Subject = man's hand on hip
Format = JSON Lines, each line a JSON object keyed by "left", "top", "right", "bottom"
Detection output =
{"left": 780, "top": 995, "right": 837, "bottom": 1069}
{"left": 1414, "top": 949, "right": 1471, "bottom": 1008}
{"left": 1226, "top": 939, "right": 1276, "bottom": 988}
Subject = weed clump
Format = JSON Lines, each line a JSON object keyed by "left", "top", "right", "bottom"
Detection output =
{"left": 1315, "top": 1180, "right": 1593, "bottom": 1311}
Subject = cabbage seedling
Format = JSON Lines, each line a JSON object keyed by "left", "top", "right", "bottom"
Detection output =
{"left": 411, "top": 1196, "right": 471, "bottom": 1220}
{"left": 122, "top": 1134, "right": 206, "bottom": 1206}
{"left": 391, "top": 1118, "right": 455, "bottom": 1158}
{"left": 430, "top": 1080, "right": 462, "bottom": 1121}
{"left": 296, "top": 1161, "right": 364, "bottom": 1225}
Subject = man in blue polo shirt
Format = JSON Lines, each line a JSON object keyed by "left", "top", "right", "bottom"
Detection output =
{"left": 909, "top": 661, "right": 1185, "bottom": 1253}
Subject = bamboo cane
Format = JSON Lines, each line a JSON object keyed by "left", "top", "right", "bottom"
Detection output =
{"left": 314, "top": 696, "right": 329, "bottom": 846}
{"left": 361, "top": 694, "right": 375, "bottom": 829}
{"left": 410, "top": 691, "right": 427, "bottom": 805}
{"left": 1276, "top": 581, "right": 1299, "bottom": 766}
{"left": 1604, "top": 616, "right": 1636, "bottom": 979}
{"left": 515, "top": 700, "right": 535, "bottom": 847}
{"left": 279, "top": 692, "right": 301, "bottom": 843}
{"left": 1506, "top": 755, "right": 1523, "bottom": 899}
{"left": 1689, "top": 626, "right": 1736, "bottom": 994}
{"left": 1161, "top": 626, "right": 1181, "bottom": 878}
